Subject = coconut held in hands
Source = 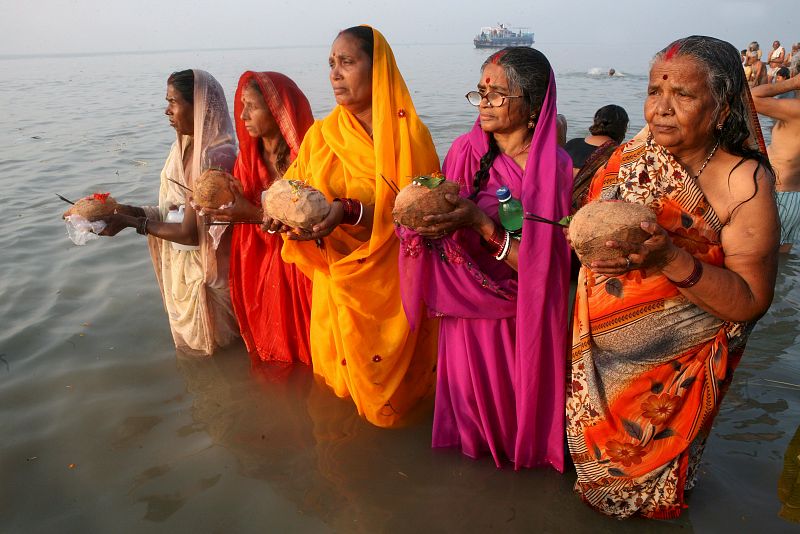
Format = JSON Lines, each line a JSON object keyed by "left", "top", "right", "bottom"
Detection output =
{"left": 569, "top": 199, "right": 657, "bottom": 265}
{"left": 193, "top": 169, "right": 235, "bottom": 209}
{"left": 392, "top": 174, "right": 461, "bottom": 229}
{"left": 262, "top": 179, "right": 331, "bottom": 231}
{"left": 62, "top": 193, "right": 118, "bottom": 221}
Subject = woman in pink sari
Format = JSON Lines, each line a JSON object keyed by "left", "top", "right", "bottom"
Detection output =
{"left": 398, "top": 47, "right": 572, "bottom": 470}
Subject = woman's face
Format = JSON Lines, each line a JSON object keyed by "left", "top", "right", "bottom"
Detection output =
{"left": 240, "top": 84, "right": 279, "bottom": 139}
{"left": 329, "top": 33, "right": 373, "bottom": 115}
{"left": 475, "top": 62, "right": 530, "bottom": 135}
{"left": 165, "top": 84, "right": 193, "bottom": 136}
{"left": 644, "top": 56, "right": 727, "bottom": 155}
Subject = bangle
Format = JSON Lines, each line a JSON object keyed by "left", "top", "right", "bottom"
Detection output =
{"left": 670, "top": 255, "right": 703, "bottom": 288}
{"left": 495, "top": 231, "right": 511, "bottom": 261}
{"left": 334, "top": 198, "right": 363, "bottom": 226}
{"left": 482, "top": 226, "right": 504, "bottom": 255}
{"left": 136, "top": 217, "right": 149, "bottom": 236}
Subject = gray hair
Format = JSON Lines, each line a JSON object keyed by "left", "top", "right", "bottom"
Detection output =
{"left": 652, "top": 36, "right": 764, "bottom": 164}
{"left": 482, "top": 47, "right": 551, "bottom": 120}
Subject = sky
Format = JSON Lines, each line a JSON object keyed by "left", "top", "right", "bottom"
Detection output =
{"left": 0, "top": 0, "right": 796, "bottom": 57}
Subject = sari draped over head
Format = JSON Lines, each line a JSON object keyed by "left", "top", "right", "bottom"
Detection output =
{"left": 397, "top": 71, "right": 573, "bottom": 470}
{"left": 229, "top": 71, "right": 314, "bottom": 364}
{"left": 280, "top": 26, "right": 441, "bottom": 427}
{"left": 566, "top": 117, "right": 766, "bottom": 517}
{"left": 144, "top": 69, "right": 239, "bottom": 356}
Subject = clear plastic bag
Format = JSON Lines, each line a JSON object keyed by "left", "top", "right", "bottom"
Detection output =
{"left": 64, "top": 214, "right": 107, "bottom": 246}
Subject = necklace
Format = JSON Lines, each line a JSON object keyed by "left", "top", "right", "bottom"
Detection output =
{"left": 508, "top": 141, "right": 531, "bottom": 159}
{"left": 693, "top": 142, "right": 719, "bottom": 179}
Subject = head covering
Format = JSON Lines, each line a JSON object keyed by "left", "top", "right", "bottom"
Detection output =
{"left": 281, "top": 26, "right": 441, "bottom": 427}
{"left": 233, "top": 71, "right": 314, "bottom": 199}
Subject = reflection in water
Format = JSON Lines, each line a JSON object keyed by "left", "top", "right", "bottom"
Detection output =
{"left": 779, "top": 425, "right": 800, "bottom": 523}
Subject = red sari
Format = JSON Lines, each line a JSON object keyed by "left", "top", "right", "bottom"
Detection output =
{"left": 229, "top": 72, "right": 314, "bottom": 364}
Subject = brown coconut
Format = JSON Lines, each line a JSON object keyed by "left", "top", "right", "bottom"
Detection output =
{"left": 569, "top": 199, "right": 657, "bottom": 265}
{"left": 63, "top": 193, "right": 118, "bottom": 221}
{"left": 392, "top": 180, "right": 461, "bottom": 229}
{"left": 262, "top": 179, "right": 331, "bottom": 230}
{"left": 193, "top": 169, "right": 235, "bottom": 208}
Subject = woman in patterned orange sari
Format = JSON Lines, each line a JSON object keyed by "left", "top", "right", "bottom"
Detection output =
{"left": 566, "top": 36, "right": 779, "bottom": 519}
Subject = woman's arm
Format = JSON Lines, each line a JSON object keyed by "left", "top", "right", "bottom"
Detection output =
{"left": 101, "top": 201, "right": 200, "bottom": 246}
{"left": 592, "top": 164, "right": 779, "bottom": 322}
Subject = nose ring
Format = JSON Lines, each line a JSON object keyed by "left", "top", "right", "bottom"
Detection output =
{"left": 667, "top": 108, "right": 673, "bottom": 112}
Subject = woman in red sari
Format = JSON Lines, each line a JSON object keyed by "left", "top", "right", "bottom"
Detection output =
{"left": 205, "top": 72, "right": 314, "bottom": 364}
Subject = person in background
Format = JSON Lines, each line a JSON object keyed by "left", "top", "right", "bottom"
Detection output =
{"left": 566, "top": 36, "right": 778, "bottom": 519}
{"left": 769, "top": 40, "right": 787, "bottom": 80}
{"left": 399, "top": 47, "right": 572, "bottom": 471}
{"left": 564, "top": 104, "right": 629, "bottom": 209}
{"left": 748, "top": 53, "right": 768, "bottom": 87}
{"left": 752, "top": 71, "right": 800, "bottom": 253}
{"left": 277, "top": 26, "right": 441, "bottom": 427}
{"left": 101, "top": 70, "right": 239, "bottom": 356}
{"left": 203, "top": 71, "right": 314, "bottom": 364}
{"left": 556, "top": 113, "right": 568, "bottom": 147}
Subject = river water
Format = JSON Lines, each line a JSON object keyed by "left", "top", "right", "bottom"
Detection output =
{"left": 0, "top": 42, "right": 798, "bottom": 533}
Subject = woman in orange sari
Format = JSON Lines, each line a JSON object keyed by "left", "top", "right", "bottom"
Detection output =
{"left": 276, "top": 26, "right": 440, "bottom": 427}
{"left": 566, "top": 36, "right": 779, "bottom": 519}
{"left": 204, "top": 72, "right": 314, "bottom": 364}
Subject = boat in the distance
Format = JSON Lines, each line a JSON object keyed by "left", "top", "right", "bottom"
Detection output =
{"left": 473, "top": 24, "right": 534, "bottom": 48}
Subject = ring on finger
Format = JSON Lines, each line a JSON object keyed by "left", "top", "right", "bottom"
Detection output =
{"left": 267, "top": 229, "right": 276, "bottom": 234}
{"left": 625, "top": 256, "right": 632, "bottom": 269}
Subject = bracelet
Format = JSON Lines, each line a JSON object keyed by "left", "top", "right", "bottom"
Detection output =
{"left": 136, "top": 217, "right": 149, "bottom": 236}
{"left": 670, "top": 255, "right": 703, "bottom": 288}
{"left": 482, "top": 226, "right": 504, "bottom": 256}
{"left": 334, "top": 198, "right": 363, "bottom": 226}
{"left": 495, "top": 231, "right": 511, "bottom": 261}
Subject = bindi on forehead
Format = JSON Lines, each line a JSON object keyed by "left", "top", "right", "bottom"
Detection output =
{"left": 485, "top": 77, "right": 491, "bottom": 84}
{"left": 663, "top": 74, "right": 668, "bottom": 80}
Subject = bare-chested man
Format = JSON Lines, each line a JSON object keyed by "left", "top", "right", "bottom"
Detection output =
{"left": 752, "top": 75, "right": 800, "bottom": 252}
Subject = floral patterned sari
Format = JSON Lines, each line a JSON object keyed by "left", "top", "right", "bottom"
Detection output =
{"left": 566, "top": 129, "right": 755, "bottom": 519}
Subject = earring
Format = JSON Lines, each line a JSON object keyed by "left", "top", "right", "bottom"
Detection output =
{"left": 716, "top": 122, "right": 724, "bottom": 131}
{"left": 527, "top": 114, "right": 537, "bottom": 129}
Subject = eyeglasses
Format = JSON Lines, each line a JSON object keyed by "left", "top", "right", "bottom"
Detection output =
{"left": 465, "top": 90, "right": 524, "bottom": 108}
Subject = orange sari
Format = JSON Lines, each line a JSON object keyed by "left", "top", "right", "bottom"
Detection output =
{"left": 566, "top": 130, "right": 755, "bottom": 518}
{"left": 229, "top": 72, "right": 313, "bottom": 364}
{"left": 281, "top": 27, "right": 440, "bottom": 427}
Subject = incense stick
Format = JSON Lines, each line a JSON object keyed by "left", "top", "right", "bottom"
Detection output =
{"left": 168, "top": 178, "right": 193, "bottom": 193}
{"left": 55, "top": 193, "right": 76, "bottom": 205}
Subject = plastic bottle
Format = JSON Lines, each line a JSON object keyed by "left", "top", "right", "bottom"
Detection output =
{"left": 496, "top": 186, "right": 523, "bottom": 239}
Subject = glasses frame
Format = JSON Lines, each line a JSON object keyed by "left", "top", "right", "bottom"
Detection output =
{"left": 465, "top": 90, "right": 525, "bottom": 108}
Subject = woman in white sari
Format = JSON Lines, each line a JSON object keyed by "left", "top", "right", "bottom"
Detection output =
{"left": 103, "top": 69, "right": 239, "bottom": 356}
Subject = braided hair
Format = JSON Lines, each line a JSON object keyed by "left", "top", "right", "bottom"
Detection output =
{"left": 469, "top": 47, "right": 551, "bottom": 200}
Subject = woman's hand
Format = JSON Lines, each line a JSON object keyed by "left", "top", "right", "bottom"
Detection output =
{"left": 260, "top": 214, "right": 294, "bottom": 235}
{"left": 199, "top": 180, "right": 261, "bottom": 222}
{"left": 588, "top": 221, "right": 680, "bottom": 275}
{"left": 288, "top": 201, "right": 345, "bottom": 241}
{"left": 99, "top": 211, "right": 139, "bottom": 236}
{"left": 414, "top": 194, "right": 484, "bottom": 239}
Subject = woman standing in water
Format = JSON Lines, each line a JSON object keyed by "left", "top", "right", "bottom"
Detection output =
{"left": 103, "top": 70, "right": 239, "bottom": 356}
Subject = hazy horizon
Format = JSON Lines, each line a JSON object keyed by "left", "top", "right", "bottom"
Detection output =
{"left": 2, "top": 0, "right": 796, "bottom": 59}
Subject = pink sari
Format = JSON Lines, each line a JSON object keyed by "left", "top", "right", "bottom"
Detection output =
{"left": 397, "top": 72, "right": 572, "bottom": 470}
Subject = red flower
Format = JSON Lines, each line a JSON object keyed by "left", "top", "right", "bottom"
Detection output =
{"left": 640, "top": 394, "right": 681, "bottom": 426}
{"left": 605, "top": 440, "right": 646, "bottom": 467}
{"left": 92, "top": 192, "right": 111, "bottom": 203}
{"left": 571, "top": 380, "right": 584, "bottom": 393}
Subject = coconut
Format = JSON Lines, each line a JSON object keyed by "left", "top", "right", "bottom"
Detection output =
{"left": 63, "top": 193, "right": 118, "bottom": 221}
{"left": 392, "top": 176, "right": 461, "bottom": 229}
{"left": 568, "top": 199, "right": 657, "bottom": 265}
{"left": 193, "top": 169, "right": 235, "bottom": 208}
{"left": 262, "top": 179, "right": 331, "bottom": 230}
